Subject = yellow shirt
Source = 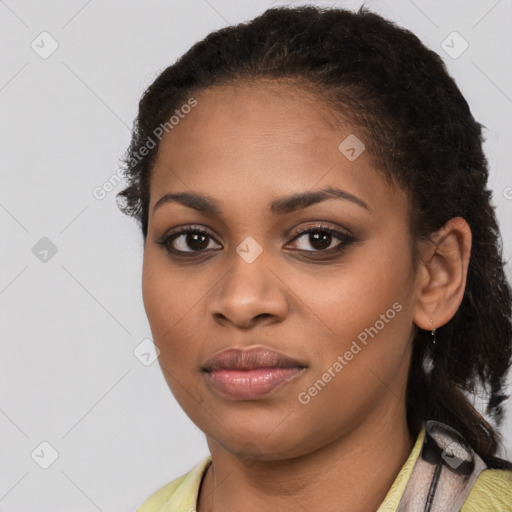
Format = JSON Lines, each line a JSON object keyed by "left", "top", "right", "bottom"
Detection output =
{"left": 138, "top": 427, "right": 512, "bottom": 511}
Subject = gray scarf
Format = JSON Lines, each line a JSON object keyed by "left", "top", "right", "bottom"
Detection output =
{"left": 396, "top": 420, "right": 488, "bottom": 512}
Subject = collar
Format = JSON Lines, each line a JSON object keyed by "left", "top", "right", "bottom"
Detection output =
{"left": 161, "top": 425, "right": 427, "bottom": 511}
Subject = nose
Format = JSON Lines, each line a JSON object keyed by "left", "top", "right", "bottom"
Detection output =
{"left": 208, "top": 248, "right": 289, "bottom": 329}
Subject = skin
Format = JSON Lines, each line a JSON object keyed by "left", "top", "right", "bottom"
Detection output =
{"left": 141, "top": 80, "right": 472, "bottom": 512}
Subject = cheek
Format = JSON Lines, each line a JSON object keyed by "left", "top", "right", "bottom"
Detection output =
{"left": 142, "top": 247, "right": 201, "bottom": 326}
{"left": 290, "top": 259, "right": 413, "bottom": 441}
{"left": 141, "top": 251, "right": 200, "bottom": 362}
{"left": 291, "top": 234, "right": 415, "bottom": 411}
{"left": 299, "top": 238, "right": 412, "bottom": 343}
{"left": 142, "top": 253, "right": 209, "bottom": 411}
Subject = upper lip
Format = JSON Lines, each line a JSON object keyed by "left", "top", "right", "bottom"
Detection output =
{"left": 202, "top": 346, "right": 306, "bottom": 372}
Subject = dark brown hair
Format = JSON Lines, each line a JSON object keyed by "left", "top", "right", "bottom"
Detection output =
{"left": 117, "top": 5, "right": 512, "bottom": 467}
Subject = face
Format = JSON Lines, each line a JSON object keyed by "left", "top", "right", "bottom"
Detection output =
{"left": 142, "top": 80, "right": 420, "bottom": 461}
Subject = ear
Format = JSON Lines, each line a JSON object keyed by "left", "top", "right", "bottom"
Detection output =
{"left": 412, "top": 217, "right": 472, "bottom": 331}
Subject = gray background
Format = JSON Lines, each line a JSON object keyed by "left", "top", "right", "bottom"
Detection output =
{"left": 1, "top": 0, "right": 511, "bottom": 510}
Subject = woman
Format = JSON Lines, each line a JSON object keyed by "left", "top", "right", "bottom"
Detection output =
{"left": 117, "top": 5, "right": 512, "bottom": 511}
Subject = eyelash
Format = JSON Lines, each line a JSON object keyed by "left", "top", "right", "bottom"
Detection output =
{"left": 154, "top": 223, "right": 356, "bottom": 258}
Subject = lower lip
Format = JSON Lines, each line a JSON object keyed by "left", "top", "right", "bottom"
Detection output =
{"left": 204, "top": 367, "right": 305, "bottom": 400}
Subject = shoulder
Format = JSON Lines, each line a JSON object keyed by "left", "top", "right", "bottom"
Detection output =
{"left": 137, "top": 456, "right": 212, "bottom": 512}
{"left": 136, "top": 474, "right": 188, "bottom": 512}
{"left": 461, "top": 467, "right": 512, "bottom": 511}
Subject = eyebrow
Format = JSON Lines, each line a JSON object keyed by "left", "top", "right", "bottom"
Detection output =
{"left": 152, "top": 186, "right": 371, "bottom": 216}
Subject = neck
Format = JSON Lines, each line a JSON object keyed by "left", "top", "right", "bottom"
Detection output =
{"left": 197, "top": 408, "right": 416, "bottom": 512}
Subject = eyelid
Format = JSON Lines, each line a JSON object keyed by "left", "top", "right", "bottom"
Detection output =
{"left": 155, "top": 221, "right": 357, "bottom": 258}
{"left": 284, "top": 223, "right": 356, "bottom": 253}
{"left": 287, "top": 221, "right": 354, "bottom": 240}
{"left": 155, "top": 224, "right": 222, "bottom": 251}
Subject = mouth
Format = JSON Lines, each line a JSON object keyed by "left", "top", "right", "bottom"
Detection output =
{"left": 201, "top": 347, "right": 307, "bottom": 400}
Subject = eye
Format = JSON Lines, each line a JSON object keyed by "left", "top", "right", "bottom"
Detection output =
{"left": 155, "top": 226, "right": 222, "bottom": 254}
{"left": 286, "top": 224, "right": 355, "bottom": 253}
{"left": 154, "top": 223, "right": 356, "bottom": 257}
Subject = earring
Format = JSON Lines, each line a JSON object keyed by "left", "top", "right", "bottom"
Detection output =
{"left": 430, "top": 319, "right": 436, "bottom": 345}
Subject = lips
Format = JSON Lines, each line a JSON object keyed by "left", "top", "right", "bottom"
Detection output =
{"left": 201, "top": 346, "right": 307, "bottom": 400}
{"left": 201, "top": 347, "right": 306, "bottom": 372}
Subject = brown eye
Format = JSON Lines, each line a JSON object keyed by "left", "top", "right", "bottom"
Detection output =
{"left": 156, "top": 227, "right": 222, "bottom": 254}
{"left": 287, "top": 225, "right": 355, "bottom": 253}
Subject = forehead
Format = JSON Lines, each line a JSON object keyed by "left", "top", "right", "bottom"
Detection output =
{"left": 148, "top": 80, "right": 405, "bottom": 218}
{"left": 154, "top": 80, "right": 348, "bottom": 160}
{"left": 188, "top": 79, "right": 341, "bottom": 126}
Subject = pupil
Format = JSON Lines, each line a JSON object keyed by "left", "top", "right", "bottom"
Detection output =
{"left": 311, "top": 231, "right": 331, "bottom": 250}
{"left": 187, "top": 233, "right": 208, "bottom": 250}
